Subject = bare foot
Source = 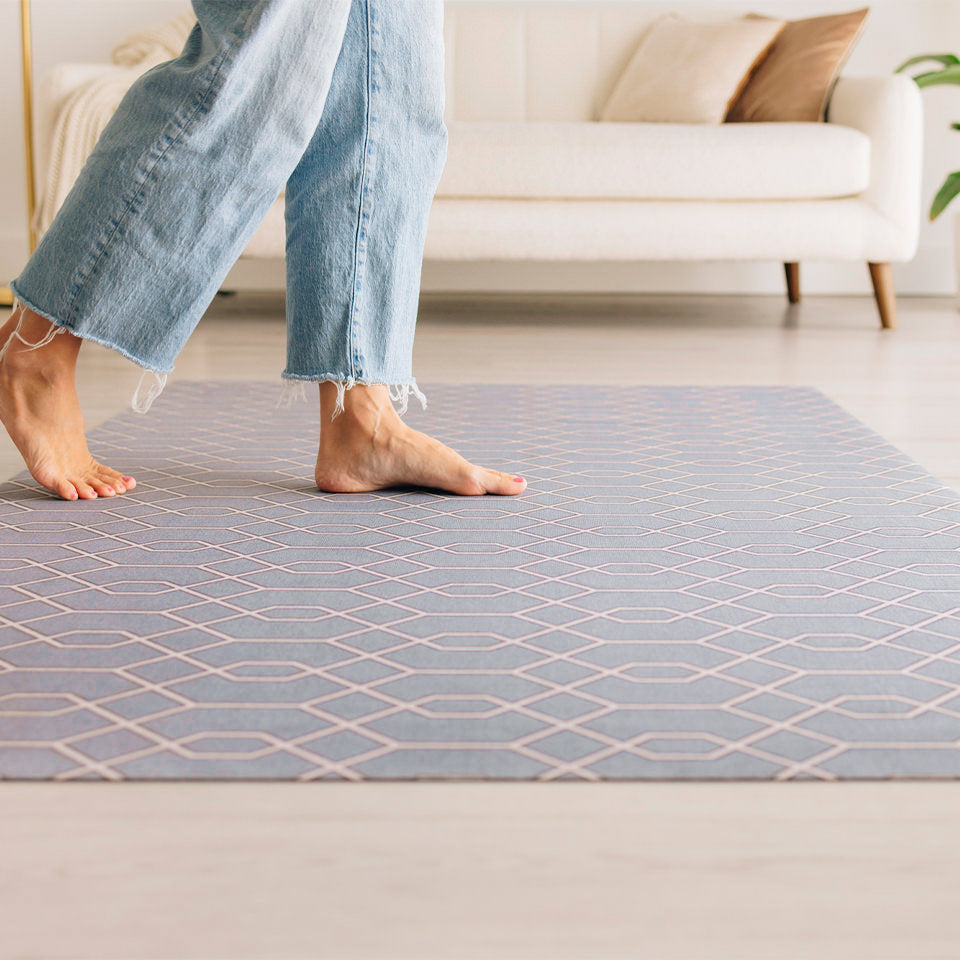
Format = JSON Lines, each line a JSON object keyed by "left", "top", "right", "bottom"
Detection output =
{"left": 314, "top": 382, "right": 527, "bottom": 496}
{"left": 0, "top": 304, "right": 136, "bottom": 501}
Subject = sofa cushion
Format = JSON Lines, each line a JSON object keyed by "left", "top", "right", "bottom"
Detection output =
{"left": 435, "top": 121, "right": 871, "bottom": 201}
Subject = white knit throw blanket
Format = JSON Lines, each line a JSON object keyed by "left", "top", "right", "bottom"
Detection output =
{"left": 34, "top": 11, "right": 197, "bottom": 236}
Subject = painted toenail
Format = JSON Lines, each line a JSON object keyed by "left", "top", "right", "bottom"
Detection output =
{"left": 514, "top": 476, "right": 525, "bottom": 482}
{"left": 123, "top": 476, "right": 133, "bottom": 482}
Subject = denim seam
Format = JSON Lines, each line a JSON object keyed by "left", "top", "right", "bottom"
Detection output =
{"left": 61, "top": 9, "right": 255, "bottom": 331}
{"left": 346, "top": 0, "right": 376, "bottom": 382}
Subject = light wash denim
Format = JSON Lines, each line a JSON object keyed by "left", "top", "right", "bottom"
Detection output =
{"left": 9, "top": 0, "right": 447, "bottom": 415}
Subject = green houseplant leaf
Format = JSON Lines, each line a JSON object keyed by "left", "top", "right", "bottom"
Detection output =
{"left": 930, "top": 172, "right": 960, "bottom": 221}
{"left": 898, "top": 53, "right": 960, "bottom": 219}
{"left": 913, "top": 65, "right": 960, "bottom": 89}
{"left": 896, "top": 53, "right": 960, "bottom": 73}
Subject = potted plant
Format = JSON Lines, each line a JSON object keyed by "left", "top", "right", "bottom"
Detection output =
{"left": 896, "top": 54, "right": 960, "bottom": 300}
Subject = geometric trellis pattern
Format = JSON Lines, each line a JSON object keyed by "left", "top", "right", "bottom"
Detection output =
{"left": 2, "top": 382, "right": 960, "bottom": 781}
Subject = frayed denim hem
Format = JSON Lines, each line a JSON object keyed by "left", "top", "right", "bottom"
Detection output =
{"left": 6, "top": 285, "right": 171, "bottom": 415}
{"left": 278, "top": 374, "right": 427, "bottom": 420}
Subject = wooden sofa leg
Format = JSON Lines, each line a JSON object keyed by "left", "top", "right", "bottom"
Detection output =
{"left": 784, "top": 262, "right": 800, "bottom": 304}
{"left": 868, "top": 262, "right": 897, "bottom": 330}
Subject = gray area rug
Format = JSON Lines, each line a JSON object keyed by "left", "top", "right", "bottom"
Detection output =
{"left": 2, "top": 382, "right": 960, "bottom": 781}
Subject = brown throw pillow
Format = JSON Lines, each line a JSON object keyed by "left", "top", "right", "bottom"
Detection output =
{"left": 725, "top": 8, "right": 869, "bottom": 123}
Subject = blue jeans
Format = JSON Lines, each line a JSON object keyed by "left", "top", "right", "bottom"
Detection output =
{"left": 10, "top": 0, "right": 447, "bottom": 415}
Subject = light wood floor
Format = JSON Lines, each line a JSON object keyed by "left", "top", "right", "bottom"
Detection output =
{"left": 2, "top": 292, "right": 960, "bottom": 960}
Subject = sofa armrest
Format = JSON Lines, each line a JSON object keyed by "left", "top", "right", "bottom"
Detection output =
{"left": 827, "top": 74, "right": 924, "bottom": 260}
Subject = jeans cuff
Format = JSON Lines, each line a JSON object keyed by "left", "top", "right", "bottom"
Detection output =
{"left": 278, "top": 373, "right": 427, "bottom": 420}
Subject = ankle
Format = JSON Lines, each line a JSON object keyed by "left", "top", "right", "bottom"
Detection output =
{"left": 1, "top": 308, "right": 80, "bottom": 377}
{"left": 319, "top": 382, "right": 402, "bottom": 431}
{"left": 1, "top": 337, "right": 77, "bottom": 382}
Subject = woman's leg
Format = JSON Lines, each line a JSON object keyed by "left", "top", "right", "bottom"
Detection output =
{"left": 1, "top": 0, "right": 354, "bottom": 499}
{"left": 285, "top": 0, "right": 526, "bottom": 496}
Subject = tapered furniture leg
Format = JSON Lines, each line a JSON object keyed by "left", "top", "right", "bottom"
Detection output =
{"left": 868, "top": 262, "right": 897, "bottom": 330}
{"left": 784, "top": 262, "right": 800, "bottom": 304}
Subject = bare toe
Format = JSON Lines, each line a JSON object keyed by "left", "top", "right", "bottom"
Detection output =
{"left": 96, "top": 467, "right": 128, "bottom": 494}
{"left": 89, "top": 477, "right": 116, "bottom": 497}
{"left": 98, "top": 469, "right": 124, "bottom": 491}
{"left": 482, "top": 469, "right": 527, "bottom": 496}
{"left": 72, "top": 479, "right": 98, "bottom": 500}
{"left": 55, "top": 479, "right": 79, "bottom": 501}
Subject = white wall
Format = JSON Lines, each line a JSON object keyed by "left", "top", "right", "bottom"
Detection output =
{"left": 1, "top": 0, "right": 958, "bottom": 297}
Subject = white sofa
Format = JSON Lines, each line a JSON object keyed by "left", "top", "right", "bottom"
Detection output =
{"left": 35, "top": 1, "right": 924, "bottom": 328}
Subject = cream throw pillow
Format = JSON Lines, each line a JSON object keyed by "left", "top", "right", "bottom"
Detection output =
{"left": 600, "top": 14, "right": 786, "bottom": 124}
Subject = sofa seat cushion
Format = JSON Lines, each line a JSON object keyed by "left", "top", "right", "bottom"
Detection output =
{"left": 435, "top": 120, "right": 871, "bottom": 201}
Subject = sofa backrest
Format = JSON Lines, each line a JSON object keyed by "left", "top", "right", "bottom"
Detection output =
{"left": 443, "top": 1, "right": 734, "bottom": 122}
